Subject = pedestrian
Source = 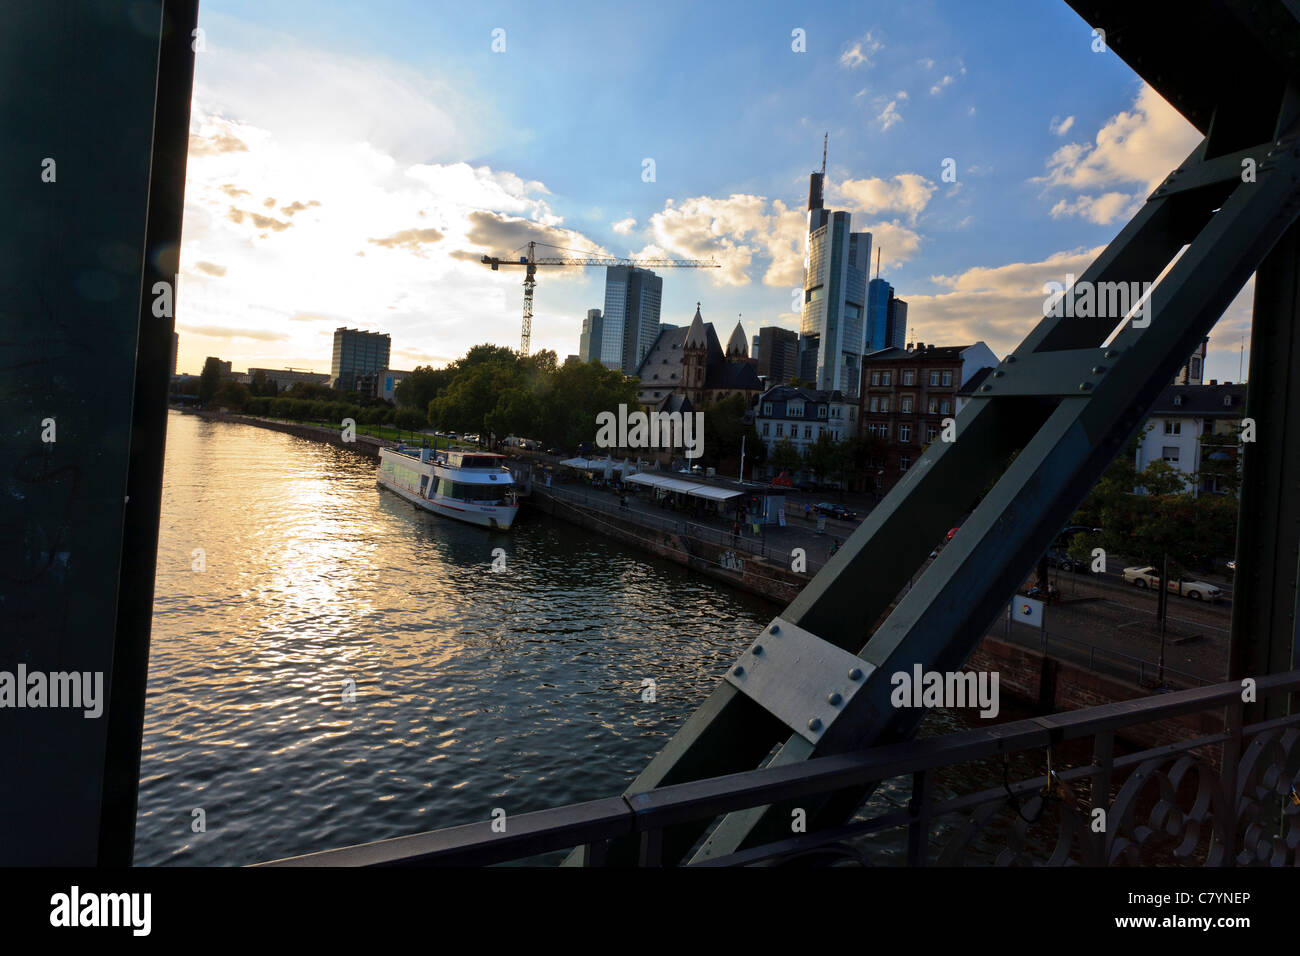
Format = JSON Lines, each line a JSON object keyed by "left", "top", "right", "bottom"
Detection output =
{"left": 804, "top": 502, "right": 811, "bottom": 520}
{"left": 732, "top": 519, "right": 740, "bottom": 543}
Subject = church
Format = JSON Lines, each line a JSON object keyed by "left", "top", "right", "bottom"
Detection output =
{"left": 634, "top": 305, "right": 763, "bottom": 414}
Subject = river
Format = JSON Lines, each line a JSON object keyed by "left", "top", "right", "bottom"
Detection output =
{"left": 137, "top": 410, "right": 1032, "bottom": 866}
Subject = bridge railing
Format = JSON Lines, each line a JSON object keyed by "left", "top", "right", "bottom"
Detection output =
{"left": 260, "top": 670, "right": 1300, "bottom": 867}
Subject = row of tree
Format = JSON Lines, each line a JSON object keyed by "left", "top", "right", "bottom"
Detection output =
{"left": 1064, "top": 426, "right": 1240, "bottom": 573}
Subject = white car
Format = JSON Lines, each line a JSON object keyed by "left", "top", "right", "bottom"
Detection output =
{"left": 1122, "top": 566, "right": 1222, "bottom": 601}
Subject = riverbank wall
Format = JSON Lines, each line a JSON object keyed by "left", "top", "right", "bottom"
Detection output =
{"left": 528, "top": 484, "right": 807, "bottom": 605}
{"left": 189, "top": 408, "right": 391, "bottom": 458}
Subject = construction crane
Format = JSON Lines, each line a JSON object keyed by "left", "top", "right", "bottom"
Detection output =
{"left": 481, "top": 240, "right": 720, "bottom": 354}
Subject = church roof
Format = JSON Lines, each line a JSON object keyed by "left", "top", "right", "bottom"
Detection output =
{"left": 684, "top": 304, "right": 708, "bottom": 349}
{"left": 726, "top": 320, "right": 748, "bottom": 357}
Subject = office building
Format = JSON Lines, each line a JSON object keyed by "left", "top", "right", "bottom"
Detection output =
{"left": 247, "top": 367, "right": 331, "bottom": 392}
{"left": 600, "top": 266, "right": 663, "bottom": 374}
{"left": 331, "top": 327, "right": 391, "bottom": 395}
{"left": 170, "top": 332, "right": 178, "bottom": 377}
{"left": 797, "top": 156, "right": 872, "bottom": 398}
{"left": 866, "top": 277, "right": 908, "bottom": 352}
{"left": 754, "top": 326, "right": 799, "bottom": 385}
{"left": 579, "top": 309, "right": 603, "bottom": 364}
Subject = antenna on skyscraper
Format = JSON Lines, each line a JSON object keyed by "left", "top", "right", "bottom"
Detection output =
{"left": 875, "top": 247, "right": 881, "bottom": 279}
{"left": 821, "top": 133, "right": 827, "bottom": 175}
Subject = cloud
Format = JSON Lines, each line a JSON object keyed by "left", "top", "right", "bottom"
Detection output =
{"left": 226, "top": 207, "right": 292, "bottom": 231}
{"left": 611, "top": 217, "right": 637, "bottom": 235}
{"left": 453, "top": 210, "right": 608, "bottom": 261}
{"left": 194, "top": 261, "right": 226, "bottom": 276}
{"left": 903, "top": 246, "right": 1105, "bottom": 355}
{"left": 280, "top": 200, "right": 321, "bottom": 217}
{"left": 188, "top": 127, "right": 249, "bottom": 156}
{"left": 1049, "top": 115, "right": 1075, "bottom": 136}
{"left": 929, "top": 74, "right": 955, "bottom": 96}
{"left": 1049, "top": 192, "right": 1137, "bottom": 225}
{"left": 177, "top": 323, "right": 290, "bottom": 342}
{"left": 840, "top": 31, "right": 884, "bottom": 69}
{"left": 917, "top": 57, "right": 935, "bottom": 70}
{"left": 830, "top": 173, "right": 936, "bottom": 224}
{"left": 860, "top": 220, "right": 923, "bottom": 269}
{"left": 220, "top": 184, "right": 250, "bottom": 198}
{"left": 1036, "top": 84, "right": 1199, "bottom": 192}
{"left": 640, "top": 194, "right": 807, "bottom": 287}
{"left": 368, "top": 227, "right": 445, "bottom": 256}
{"left": 877, "top": 99, "right": 903, "bottom": 131}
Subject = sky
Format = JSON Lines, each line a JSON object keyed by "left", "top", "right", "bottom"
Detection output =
{"left": 177, "top": 0, "right": 1254, "bottom": 383}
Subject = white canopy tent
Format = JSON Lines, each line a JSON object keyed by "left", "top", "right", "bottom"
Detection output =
{"left": 625, "top": 472, "right": 742, "bottom": 503}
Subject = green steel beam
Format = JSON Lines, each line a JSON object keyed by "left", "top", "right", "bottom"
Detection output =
{"left": 689, "top": 98, "right": 1300, "bottom": 861}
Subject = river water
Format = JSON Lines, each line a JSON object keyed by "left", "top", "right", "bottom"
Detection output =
{"left": 137, "top": 411, "right": 1031, "bottom": 866}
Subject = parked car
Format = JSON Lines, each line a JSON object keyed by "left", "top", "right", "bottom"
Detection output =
{"left": 814, "top": 502, "right": 857, "bottom": 521}
{"left": 945, "top": 526, "right": 959, "bottom": 542}
{"left": 1045, "top": 548, "right": 1080, "bottom": 572}
{"left": 1121, "top": 566, "right": 1222, "bottom": 601}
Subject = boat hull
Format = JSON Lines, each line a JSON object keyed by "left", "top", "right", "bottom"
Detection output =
{"left": 376, "top": 449, "right": 518, "bottom": 531}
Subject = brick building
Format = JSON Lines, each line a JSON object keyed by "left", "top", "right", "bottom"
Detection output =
{"left": 857, "top": 342, "right": 997, "bottom": 495}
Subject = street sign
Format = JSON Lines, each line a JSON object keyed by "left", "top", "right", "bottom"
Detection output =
{"left": 1012, "top": 596, "right": 1044, "bottom": 628}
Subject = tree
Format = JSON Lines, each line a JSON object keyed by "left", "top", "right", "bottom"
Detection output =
{"left": 769, "top": 438, "right": 802, "bottom": 475}
{"left": 1196, "top": 424, "right": 1243, "bottom": 496}
{"left": 804, "top": 432, "right": 845, "bottom": 486}
{"left": 211, "top": 379, "right": 249, "bottom": 411}
{"left": 394, "top": 365, "right": 453, "bottom": 410}
{"left": 701, "top": 394, "right": 751, "bottom": 468}
{"left": 198, "top": 357, "right": 223, "bottom": 406}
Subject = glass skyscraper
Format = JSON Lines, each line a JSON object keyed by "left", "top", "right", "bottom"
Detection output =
{"left": 866, "top": 277, "right": 909, "bottom": 353}
{"left": 331, "top": 327, "right": 391, "bottom": 394}
{"left": 797, "top": 169, "right": 871, "bottom": 397}
{"left": 599, "top": 265, "right": 663, "bottom": 374}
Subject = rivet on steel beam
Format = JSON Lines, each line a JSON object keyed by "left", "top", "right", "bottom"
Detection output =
{"left": 827, "top": 692, "right": 843, "bottom": 706}
{"left": 1078, "top": 382, "right": 1092, "bottom": 391}
{"left": 808, "top": 718, "right": 822, "bottom": 731}
{"left": 848, "top": 667, "right": 863, "bottom": 681}
{"left": 770, "top": 624, "right": 780, "bottom": 635}
{"left": 733, "top": 666, "right": 744, "bottom": 676}
{"left": 981, "top": 384, "right": 993, "bottom": 392}
{"left": 752, "top": 644, "right": 763, "bottom": 656}
{"left": 1005, "top": 355, "right": 1017, "bottom": 363}
{"left": 1103, "top": 350, "right": 1117, "bottom": 358}
{"left": 994, "top": 370, "right": 1004, "bottom": 377}
{"left": 1091, "top": 366, "right": 1105, "bottom": 374}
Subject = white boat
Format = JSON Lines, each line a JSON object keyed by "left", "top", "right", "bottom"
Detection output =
{"left": 377, "top": 445, "right": 519, "bottom": 530}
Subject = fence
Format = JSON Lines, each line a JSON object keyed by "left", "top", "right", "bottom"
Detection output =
{"left": 261, "top": 671, "right": 1300, "bottom": 867}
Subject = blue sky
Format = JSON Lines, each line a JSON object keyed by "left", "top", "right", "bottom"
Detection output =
{"left": 177, "top": 0, "right": 1253, "bottom": 382}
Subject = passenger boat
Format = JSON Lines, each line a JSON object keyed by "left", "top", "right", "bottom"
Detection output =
{"left": 377, "top": 444, "right": 519, "bottom": 530}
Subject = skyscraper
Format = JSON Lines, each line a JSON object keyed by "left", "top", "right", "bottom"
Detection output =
{"left": 579, "top": 309, "right": 603, "bottom": 364}
{"left": 331, "top": 327, "right": 391, "bottom": 394}
{"left": 866, "top": 277, "right": 908, "bottom": 353}
{"left": 797, "top": 155, "right": 871, "bottom": 397}
{"left": 755, "top": 326, "right": 799, "bottom": 384}
{"left": 600, "top": 265, "right": 663, "bottom": 374}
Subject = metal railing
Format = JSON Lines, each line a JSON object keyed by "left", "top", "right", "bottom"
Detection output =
{"left": 261, "top": 671, "right": 1300, "bottom": 867}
